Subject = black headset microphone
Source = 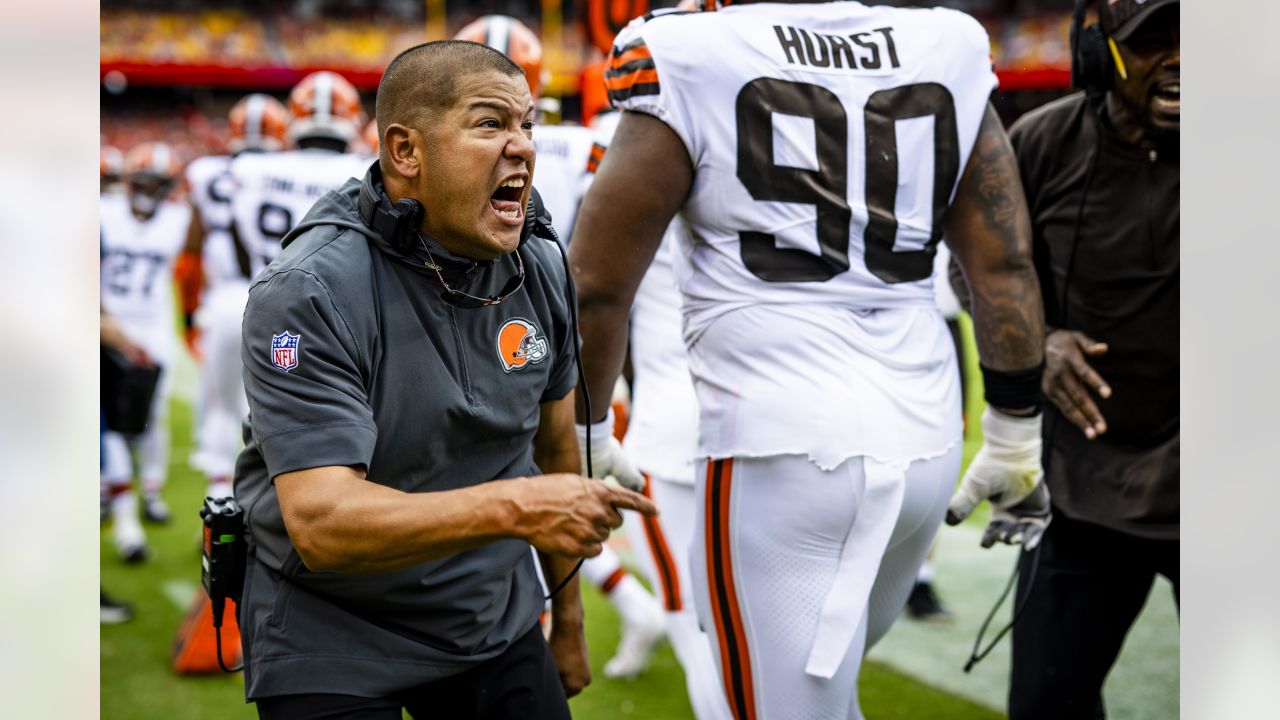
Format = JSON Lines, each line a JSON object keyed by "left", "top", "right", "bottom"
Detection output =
{"left": 961, "top": 0, "right": 1112, "bottom": 673}
{"left": 359, "top": 168, "right": 592, "bottom": 599}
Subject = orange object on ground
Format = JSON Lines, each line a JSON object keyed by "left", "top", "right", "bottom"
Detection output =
{"left": 171, "top": 593, "right": 242, "bottom": 675}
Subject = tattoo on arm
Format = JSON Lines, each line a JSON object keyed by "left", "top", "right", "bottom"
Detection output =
{"left": 946, "top": 104, "right": 1044, "bottom": 371}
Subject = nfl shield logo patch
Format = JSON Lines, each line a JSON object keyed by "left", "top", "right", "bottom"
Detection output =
{"left": 271, "top": 331, "right": 300, "bottom": 372}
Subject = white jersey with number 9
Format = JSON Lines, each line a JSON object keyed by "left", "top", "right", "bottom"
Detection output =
{"left": 608, "top": 3, "right": 995, "bottom": 468}
{"left": 229, "top": 149, "right": 370, "bottom": 280}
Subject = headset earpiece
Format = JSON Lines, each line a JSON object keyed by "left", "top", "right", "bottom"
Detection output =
{"left": 1071, "top": 0, "right": 1114, "bottom": 94}
{"left": 521, "top": 186, "right": 559, "bottom": 247}
{"left": 358, "top": 163, "right": 424, "bottom": 254}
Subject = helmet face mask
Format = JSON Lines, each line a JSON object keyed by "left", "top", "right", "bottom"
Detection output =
{"left": 123, "top": 142, "right": 180, "bottom": 217}
{"left": 127, "top": 173, "right": 175, "bottom": 217}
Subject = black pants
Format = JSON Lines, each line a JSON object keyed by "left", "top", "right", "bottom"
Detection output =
{"left": 1009, "top": 508, "right": 1178, "bottom": 719}
{"left": 255, "top": 626, "right": 570, "bottom": 720}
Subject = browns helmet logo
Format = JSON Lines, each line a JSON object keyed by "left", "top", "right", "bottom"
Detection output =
{"left": 497, "top": 318, "right": 549, "bottom": 373}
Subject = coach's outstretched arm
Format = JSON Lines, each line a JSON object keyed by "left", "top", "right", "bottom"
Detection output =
{"left": 945, "top": 103, "right": 1051, "bottom": 549}
{"left": 569, "top": 111, "right": 693, "bottom": 425}
{"left": 275, "top": 452, "right": 655, "bottom": 575}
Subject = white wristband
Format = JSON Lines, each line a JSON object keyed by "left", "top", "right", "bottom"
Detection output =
{"left": 576, "top": 407, "right": 615, "bottom": 447}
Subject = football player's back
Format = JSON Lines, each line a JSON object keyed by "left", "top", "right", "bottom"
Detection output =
{"left": 185, "top": 154, "right": 241, "bottom": 289}
{"left": 615, "top": 4, "right": 995, "bottom": 329}
{"left": 230, "top": 72, "right": 369, "bottom": 279}
{"left": 607, "top": 2, "right": 995, "bottom": 471}
{"left": 230, "top": 148, "right": 368, "bottom": 277}
{"left": 573, "top": 5, "right": 1023, "bottom": 719}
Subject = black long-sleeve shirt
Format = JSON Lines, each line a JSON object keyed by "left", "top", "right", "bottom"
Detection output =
{"left": 1009, "top": 92, "right": 1178, "bottom": 540}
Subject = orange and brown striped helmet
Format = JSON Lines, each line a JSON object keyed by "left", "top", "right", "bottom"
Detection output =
{"left": 454, "top": 15, "right": 545, "bottom": 100}
{"left": 124, "top": 141, "right": 181, "bottom": 182}
{"left": 286, "top": 71, "right": 363, "bottom": 147}
{"left": 229, "top": 93, "right": 289, "bottom": 153}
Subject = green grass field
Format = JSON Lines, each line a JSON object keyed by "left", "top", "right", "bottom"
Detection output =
{"left": 102, "top": 317, "right": 999, "bottom": 719}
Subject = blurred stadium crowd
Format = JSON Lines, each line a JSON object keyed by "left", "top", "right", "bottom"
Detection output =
{"left": 101, "top": 0, "right": 1078, "bottom": 162}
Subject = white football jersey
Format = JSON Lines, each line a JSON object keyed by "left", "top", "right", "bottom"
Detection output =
{"left": 185, "top": 154, "right": 245, "bottom": 288}
{"left": 532, "top": 123, "right": 595, "bottom": 241}
{"left": 100, "top": 194, "right": 191, "bottom": 357}
{"left": 608, "top": 3, "right": 990, "bottom": 466}
{"left": 229, "top": 149, "right": 369, "bottom": 279}
{"left": 932, "top": 242, "right": 961, "bottom": 319}
{"left": 610, "top": 3, "right": 995, "bottom": 334}
{"left": 584, "top": 110, "right": 699, "bottom": 484}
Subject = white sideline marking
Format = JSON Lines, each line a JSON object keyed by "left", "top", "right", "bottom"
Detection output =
{"left": 161, "top": 579, "right": 198, "bottom": 611}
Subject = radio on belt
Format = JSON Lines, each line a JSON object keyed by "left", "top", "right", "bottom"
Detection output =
{"left": 200, "top": 496, "right": 246, "bottom": 625}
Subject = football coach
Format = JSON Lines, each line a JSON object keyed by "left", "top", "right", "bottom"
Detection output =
{"left": 233, "top": 40, "right": 656, "bottom": 719}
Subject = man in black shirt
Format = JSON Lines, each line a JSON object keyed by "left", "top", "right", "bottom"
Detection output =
{"left": 1002, "top": 1, "right": 1179, "bottom": 717}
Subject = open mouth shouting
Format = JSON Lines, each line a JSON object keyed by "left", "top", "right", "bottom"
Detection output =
{"left": 490, "top": 175, "right": 527, "bottom": 226}
{"left": 1152, "top": 77, "right": 1180, "bottom": 118}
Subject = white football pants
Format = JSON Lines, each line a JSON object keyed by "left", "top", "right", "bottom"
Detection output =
{"left": 626, "top": 472, "right": 734, "bottom": 720}
{"left": 191, "top": 283, "right": 249, "bottom": 480}
{"left": 691, "top": 447, "right": 960, "bottom": 720}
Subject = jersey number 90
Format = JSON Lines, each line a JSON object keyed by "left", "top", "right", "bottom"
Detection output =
{"left": 736, "top": 78, "right": 959, "bottom": 284}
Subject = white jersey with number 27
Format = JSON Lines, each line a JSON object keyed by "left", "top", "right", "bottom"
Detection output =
{"left": 609, "top": 3, "right": 995, "bottom": 468}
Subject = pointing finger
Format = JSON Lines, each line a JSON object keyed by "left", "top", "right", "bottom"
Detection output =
{"left": 606, "top": 487, "right": 658, "bottom": 516}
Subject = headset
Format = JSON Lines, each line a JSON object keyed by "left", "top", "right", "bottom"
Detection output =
{"left": 357, "top": 164, "right": 592, "bottom": 599}
{"left": 1071, "top": 0, "right": 1123, "bottom": 96}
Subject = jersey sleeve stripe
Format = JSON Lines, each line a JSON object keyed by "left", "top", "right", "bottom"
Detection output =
{"left": 585, "top": 143, "right": 606, "bottom": 174}
{"left": 606, "top": 56, "right": 657, "bottom": 77}
{"left": 611, "top": 37, "right": 648, "bottom": 58}
{"left": 607, "top": 82, "right": 662, "bottom": 105}
{"left": 610, "top": 46, "right": 654, "bottom": 70}
{"left": 604, "top": 68, "right": 660, "bottom": 91}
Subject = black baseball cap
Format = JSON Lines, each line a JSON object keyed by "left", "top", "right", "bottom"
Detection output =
{"left": 1101, "top": 0, "right": 1177, "bottom": 41}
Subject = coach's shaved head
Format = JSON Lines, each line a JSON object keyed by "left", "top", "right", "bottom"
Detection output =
{"left": 375, "top": 40, "right": 525, "bottom": 149}
{"left": 374, "top": 38, "right": 537, "bottom": 261}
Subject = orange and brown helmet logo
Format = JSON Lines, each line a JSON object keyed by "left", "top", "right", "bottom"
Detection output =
{"left": 496, "top": 317, "right": 549, "bottom": 373}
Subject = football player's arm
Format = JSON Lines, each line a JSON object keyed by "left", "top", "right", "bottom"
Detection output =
{"left": 533, "top": 393, "right": 592, "bottom": 698}
{"left": 100, "top": 309, "right": 153, "bottom": 367}
{"left": 175, "top": 201, "right": 205, "bottom": 354}
{"left": 569, "top": 111, "right": 693, "bottom": 424}
{"left": 944, "top": 104, "right": 1045, "bottom": 390}
{"left": 943, "top": 103, "right": 1050, "bottom": 548}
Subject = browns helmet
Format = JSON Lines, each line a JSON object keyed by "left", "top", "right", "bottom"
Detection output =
{"left": 454, "top": 15, "right": 545, "bottom": 99}
{"left": 124, "top": 142, "right": 182, "bottom": 215}
{"left": 124, "top": 142, "right": 181, "bottom": 182}
{"left": 496, "top": 318, "right": 549, "bottom": 372}
{"left": 229, "top": 93, "right": 289, "bottom": 153}
{"left": 286, "top": 71, "right": 363, "bottom": 147}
